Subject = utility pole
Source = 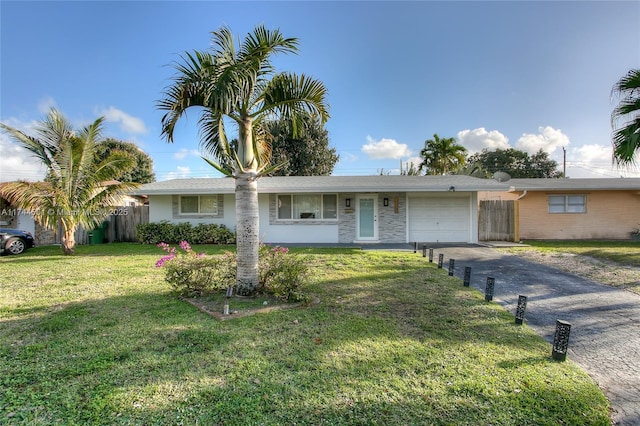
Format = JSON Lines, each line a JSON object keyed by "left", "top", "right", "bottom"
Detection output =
{"left": 562, "top": 147, "right": 566, "bottom": 178}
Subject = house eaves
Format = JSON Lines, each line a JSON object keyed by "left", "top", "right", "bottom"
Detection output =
{"left": 132, "top": 175, "right": 511, "bottom": 196}
{"left": 507, "top": 178, "right": 640, "bottom": 192}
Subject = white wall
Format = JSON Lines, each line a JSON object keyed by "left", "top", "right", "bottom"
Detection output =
{"left": 258, "top": 194, "right": 339, "bottom": 243}
{"left": 148, "top": 195, "right": 236, "bottom": 230}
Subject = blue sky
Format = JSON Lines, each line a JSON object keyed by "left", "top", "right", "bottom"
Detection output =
{"left": 1, "top": 1, "right": 639, "bottom": 182}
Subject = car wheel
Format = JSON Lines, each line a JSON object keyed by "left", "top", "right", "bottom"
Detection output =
{"left": 5, "top": 237, "right": 26, "bottom": 255}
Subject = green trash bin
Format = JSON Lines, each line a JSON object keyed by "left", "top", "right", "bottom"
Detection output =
{"left": 89, "top": 221, "right": 108, "bottom": 244}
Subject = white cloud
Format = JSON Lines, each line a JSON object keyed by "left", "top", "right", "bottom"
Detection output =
{"left": 173, "top": 148, "right": 200, "bottom": 160}
{"left": 98, "top": 106, "right": 147, "bottom": 135}
{"left": 0, "top": 117, "right": 48, "bottom": 182}
{"left": 361, "top": 136, "right": 412, "bottom": 159}
{"left": 516, "top": 126, "right": 569, "bottom": 155}
{"left": 573, "top": 144, "right": 611, "bottom": 164}
{"left": 162, "top": 166, "right": 191, "bottom": 181}
{"left": 37, "top": 96, "right": 58, "bottom": 114}
{"left": 0, "top": 133, "right": 47, "bottom": 182}
{"left": 456, "top": 128, "right": 510, "bottom": 154}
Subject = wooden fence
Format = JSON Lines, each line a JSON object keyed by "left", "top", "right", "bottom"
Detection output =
{"left": 56, "top": 205, "right": 149, "bottom": 245}
{"left": 478, "top": 200, "right": 515, "bottom": 242}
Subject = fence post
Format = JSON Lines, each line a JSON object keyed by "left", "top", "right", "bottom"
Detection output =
{"left": 448, "top": 259, "right": 455, "bottom": 276}
{"left": 422, "top": 245, "right": 427, "bottom": 258}
{"left": 437, "top": 253, "right": 444, "bottom": 269}
{"left": 429, "top": 248, "right": 434, "bottom": 263}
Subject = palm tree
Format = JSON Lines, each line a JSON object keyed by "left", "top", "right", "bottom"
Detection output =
{"left": 419, "top": 134, "right": 467, "bottom": 175}
{"left": 157, "top": 25, "right": 329, "bottom": 293}
{"left": 611, "top": 69, "right": 640, "bottom": 166}
{"left": 0, "top": 109, "right": 139, "bottom": 254}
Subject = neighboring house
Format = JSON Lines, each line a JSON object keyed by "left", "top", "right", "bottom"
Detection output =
{"left": 482, "top": 178, "right": 640, "bottom": 240}
{"left": 133, "top": 175, "right": 510, "bottom": 244}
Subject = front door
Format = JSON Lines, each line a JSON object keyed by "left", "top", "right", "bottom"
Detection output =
{"left": 357, "top": 195, "right": 378, "bottom": 241}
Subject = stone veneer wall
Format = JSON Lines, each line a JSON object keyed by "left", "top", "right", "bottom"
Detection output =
{"left": 338, "top": 193, "right": 407, "bottom": 243}
{"left": 377, "top": 192, "right": 407, "bottom": 243}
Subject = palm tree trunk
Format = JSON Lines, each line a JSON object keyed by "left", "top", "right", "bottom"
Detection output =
{"left": 61, "top": 226, "right": 76, "bottom": 255}
{"left": 235, "top": 173, "right": 259, "bottom": 294}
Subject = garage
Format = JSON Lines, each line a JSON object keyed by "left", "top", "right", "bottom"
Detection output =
{"left": 408, "top": 196, "right": 471, "bottom": 243}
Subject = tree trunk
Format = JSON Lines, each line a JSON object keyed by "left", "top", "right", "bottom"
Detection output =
{"left": 235, "top": 173, "right": 259, "bottom": 294}
{"left": 61, "top": 226, "right": 76, "bottom": 255}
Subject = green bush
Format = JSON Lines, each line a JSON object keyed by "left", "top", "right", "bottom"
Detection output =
{"left": 136, "top": 221, "right": 235, "bottom": 245}
{"left": 156, "top": 243, "right": 309, "bottom": 302}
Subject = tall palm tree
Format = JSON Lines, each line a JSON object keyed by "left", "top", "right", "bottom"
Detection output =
{"left": 611, "top": 68, "right": 640, "bottom": 166}
{"left": 0, "top": 109, "right": 139, "bottom": 254}
{"left": 419, "top": 134, "right": 467, "bottom": 175}
{"left": 158, "top": 25, "right": 329, "bottom": 293}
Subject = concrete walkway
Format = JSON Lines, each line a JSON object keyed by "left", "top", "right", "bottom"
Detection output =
{"left": 429, "top": 245, "right": 640, "bottom": 426}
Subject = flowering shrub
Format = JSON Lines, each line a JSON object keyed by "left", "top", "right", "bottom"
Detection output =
{"left": 156, "top": 241, "right": 234, "bottom": 296}
{"left": 155, "top": 242, "right": 310, "bottom": 302}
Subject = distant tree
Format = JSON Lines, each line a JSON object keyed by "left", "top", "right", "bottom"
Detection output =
{"left": 400, "top": 161, "right": 421, "bottom": 176}
{"left": 95, "top": 139, "right": 155, "bottom": 183}
{"left": 611, "top": 68, "right": 640, "bottom": 165}
{"left": 419, "top": 134, "right": 467, "bottom": 175}
{"left": 466, "top": 148, "right": 562, "bottom": 178}
{"left": 0, "top": 109, "right": 139, "bottom": 254}
{"left": 267, "top": 114, "right": 338, "bottom": 176}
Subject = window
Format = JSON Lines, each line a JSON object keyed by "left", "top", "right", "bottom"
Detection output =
{"left": 277, "top": 194, "right": 338, "bottom": 220}
{"left": 548, "top": 195, "right": 585, "bottom": 213}
{"left": 180, "top": 195, "right": 218, "bottom": 214}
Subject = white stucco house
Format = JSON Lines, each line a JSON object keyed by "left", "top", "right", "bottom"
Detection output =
{"left": 133, "top": 175, "right": 509, "bottom": 244}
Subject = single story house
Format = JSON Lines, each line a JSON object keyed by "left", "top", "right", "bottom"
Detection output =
{"left": 133, "top": 175, "right": 510, "bottom": 244}
{"left": 480, "top": 178, "right": 640, "bottom": 240}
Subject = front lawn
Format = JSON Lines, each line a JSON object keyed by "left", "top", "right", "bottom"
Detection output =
{"left": 517, "top": 240, "right": 640, "bottom": 267}
{"left": 0, "top": 244, "right": 610, "bottom": 425}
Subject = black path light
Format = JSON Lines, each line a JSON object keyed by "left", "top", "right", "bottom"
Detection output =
{"left": 437, "top": 253, "right": 444, "bottom": 269}
{"left": 414, "top": 242, "right": 418, "bottom": 254}
{"left": 552, "top": 320, "right": 572, "bottom": 361}
{"left": 422, "top": 244, "right": 427, "bottom": 258}
{"left": 429, "top": 248, "right": 434, "bottom": 263}
{"left": 463, "top": 266, "right": 471, "bottom": 287}
{"left": 224, "top": 286, "right": 233, "bottom": 315}
{"left": 515, "top": 295, "right": 528, "bottom": 325}
{"left": 448, "top": 259, "right": 455, "bottom": 276}
{"left": 485, "top": 277, "right": 495, "bottom": 302}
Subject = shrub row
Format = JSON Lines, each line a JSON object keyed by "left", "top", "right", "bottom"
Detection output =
{"left": 136, "top": 221, "right": 236, "bottom": 245}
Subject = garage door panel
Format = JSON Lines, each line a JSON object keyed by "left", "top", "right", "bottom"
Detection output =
{"left": 408, "top": 197, "right": 470, "bottom": 242}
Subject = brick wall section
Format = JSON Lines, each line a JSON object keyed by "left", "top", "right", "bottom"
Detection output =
{"left": 338, "top": 193, "right": 356, "bottom": 243}
{"left": 377, "top": 192, "right": 406, "bottom": 243}
{"left": 518, "top": 191, "right": 640, "bottom": 239}
{"left": 337, "top": 192, "right": 407, "bottom": 243}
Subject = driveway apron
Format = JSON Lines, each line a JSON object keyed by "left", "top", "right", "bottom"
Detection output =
{"left": 427, "top": 245, "right": 640, "bottom": 426}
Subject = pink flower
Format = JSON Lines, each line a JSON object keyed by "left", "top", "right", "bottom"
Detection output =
{"left": 179, "top": 241, "right": 192, "bottom": 252}
{"left": 155, "top": 253, "right": 176, "bottom": 268}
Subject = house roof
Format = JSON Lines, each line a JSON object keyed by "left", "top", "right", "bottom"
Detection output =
{"left": 507, "top": 178, "right": 640, "bottom": 192}
{"left": 133, "top": 175, "right": 511, "bottom": 195}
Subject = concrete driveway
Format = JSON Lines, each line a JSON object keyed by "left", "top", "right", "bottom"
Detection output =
{"left": 428, "top": 245, "right": 640, "bottom": 426}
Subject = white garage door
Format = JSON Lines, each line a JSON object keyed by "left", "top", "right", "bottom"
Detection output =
{"left": 408, "top": 197, "right": 470, "bottom": 243}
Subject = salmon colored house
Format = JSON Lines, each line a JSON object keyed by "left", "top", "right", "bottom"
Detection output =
{"left": 487, "top": 178, "right": 640, "bottom": 241}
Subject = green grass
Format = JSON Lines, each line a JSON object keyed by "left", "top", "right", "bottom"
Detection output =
{"left": 0, "top": 243, "right": 610, "bottom": 425}
{"left": 512, "top": 240, "right": 640, "bottom": 267}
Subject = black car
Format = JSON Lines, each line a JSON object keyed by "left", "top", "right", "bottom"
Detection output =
{"left": 0, "top": 228, "right": 36, "bottom": 255}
